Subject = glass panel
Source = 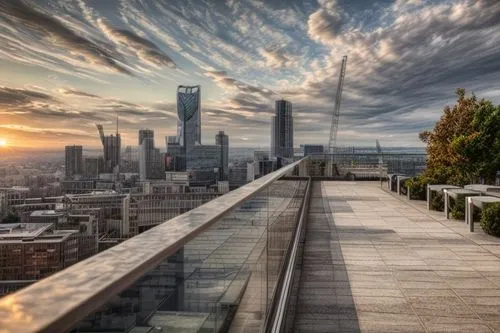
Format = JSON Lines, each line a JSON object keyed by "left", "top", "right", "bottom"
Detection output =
{"left": 69, "top": 177, "right": 307, "bottom": 333}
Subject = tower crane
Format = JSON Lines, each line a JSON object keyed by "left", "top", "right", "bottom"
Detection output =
{"left": 96, "top": 124, "right": 105, "bottom": 145}
{"left": 328, "top": 56, "right": 347, "bottom": 153}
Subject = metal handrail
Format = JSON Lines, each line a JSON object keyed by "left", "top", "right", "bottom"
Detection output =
{"left": 266, "top": 176, "right": 312, "bottom": 333}
{"left": 0, "top": 158, "right": 307, "bottom": 333}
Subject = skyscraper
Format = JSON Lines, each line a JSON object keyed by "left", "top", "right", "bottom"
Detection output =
{"left": 65, "top": 145, "right": 83, "bottom": 179}
{"left": 96, "top": 124, "right": 121, "bottom": 173}
{"left": 215, "top": 131, "right": 229, "bottom": 181}
{"left": 138, "top": 129, "right": 154, "bottom": 146}
{"left": 139, "top": 129, "right": 163, "bottom": 180}
{"left": 271, "top": 99, "right": 294, "bottom": 159}
{"left": 177, "top": 85, "right": 201, "bottom": 152}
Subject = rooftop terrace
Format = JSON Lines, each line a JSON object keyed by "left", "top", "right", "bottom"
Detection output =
{"left": 3, "top": 157, "right": 500, "bottom": 333}
{"left": 295, "top": 181, "right": 500, "bottom": 332}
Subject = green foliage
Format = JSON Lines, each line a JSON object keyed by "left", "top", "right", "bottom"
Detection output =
{"left": 405, "top": 177, "right": 427, "bottom": 200}
{"left": 1, "top": 213, "right": 20, "bottom": 224}
{"left": 480, "top": 203, "right": 500, "bottom": 236}
{"left": 450, "top": 197, "right": 465, "bottom": 220}
{"left": 407, "top": 89, "right": 500, "bottom": 210}
{"left": 430, "top": 193, "right": 444, "bottom": 211}
{"left": 418, "top": 89, "right": 500, "bottom": 186}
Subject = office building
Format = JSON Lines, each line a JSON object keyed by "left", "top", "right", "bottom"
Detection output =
{"left": 84, "top": 157, "right": 104, "bottom": 179}
{"left": 271, "top": 99, "right": 294, "bottom": 159}
{"left": 177, "top": 85, "right": 201, "bottom": 151}
{"left": 166, "top": 136, "right": 178, "bottom": 146}
{"left": 65, "top": 145, "right": 83, "bottom": 180}
{"left": 186, "top": 145, "right": 220, "bottom": 186}
{"left": 138, "top": 129, "right": 163, "bottom": 180}
{"left": 254, "top": 150, "right": 270, "bottom": 161}
{"left": 229, "top": 164, "right": 249, "bottom": 189}
{"left": 0, "top": 223, "right": 79, "bottom": 281}
{"left": 304, "top": 144, "right": 324, "bottom": 156}
{"left": 138, "top": 129, "right": 154, "bottom": 146}
{"left": 97, "top": 124, "right": 121, "bottom": 173}
{"left": 215, "top": 131, "right": 229, "bottom": 181}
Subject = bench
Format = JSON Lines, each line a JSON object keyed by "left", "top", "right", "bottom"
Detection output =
{"left": 426, "top": 185, "right": 461, "bottom": 210}
{"left": 443, "top": 188, "right": 481, "bottom": 219}
{"left": 465, "top": 196, "right": 500, "bottom": 232}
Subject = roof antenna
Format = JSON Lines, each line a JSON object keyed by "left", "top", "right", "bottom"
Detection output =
{"left": 116, "top": 111, "right": 119, "bottom": 136}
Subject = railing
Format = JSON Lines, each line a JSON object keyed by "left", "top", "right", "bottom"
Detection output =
{"left": 0, "top": 158, "right": 309, "bottom": 333}
{"left": 308, "top": 153, "right": 426, "bottom": 177}
{"left": 265, "top": 177, "right": 312, "bottom": 333}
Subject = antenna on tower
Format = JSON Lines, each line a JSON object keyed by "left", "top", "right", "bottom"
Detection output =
{"left": 116, "top": 111, "right": 119, "bottom": 136}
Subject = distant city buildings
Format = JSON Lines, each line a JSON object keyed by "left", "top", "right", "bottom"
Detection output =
{"left": 216, "top": 131, "right": 229, "bottom": 181}
{"left": 83, "top": 157, "right": 104, "bottom": 179}
{"left": 247, "top": 150, "right": 275, "bottom": 182}
{"left": 138, "top": 129, "right": 163, "bottom": 180}
{"left": 168, "top": 85, "right": 230, "bottom": 186}
{"left": 65, "top": 145, "right": 83, "bottom": 180}
{"left": 96, "top": 124, "right": 121, "bottom": 173}
{"left": 271, "top": 99, "right": 294, "bottom": 159}
{"left": 0, "top": 223, "right": 79, "bottom": 281}
{"left": 304, "top": 144, "right": 324, "bottom": 156}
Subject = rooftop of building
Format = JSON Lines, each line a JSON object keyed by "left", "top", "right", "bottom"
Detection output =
{"left": 30, "top": 210, "right": 61, "bottom": 217}
{"left": 0, "top": 223, "right": 77, "bottom": 243}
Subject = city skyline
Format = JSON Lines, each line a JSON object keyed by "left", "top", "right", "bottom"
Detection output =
{"left": 1, "top": 0, "right": 500, "bottom": 149}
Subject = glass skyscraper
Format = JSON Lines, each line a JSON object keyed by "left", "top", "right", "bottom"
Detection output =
{"left": 177, "top": 85, "right": 201, "bottom": 151}
{"left": 271, "top": 99, "right": 294, "bottom": 159}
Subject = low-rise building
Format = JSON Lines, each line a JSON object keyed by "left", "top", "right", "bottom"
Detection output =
{"left": 0, "top": 223, "right": 79, "bottom": 281}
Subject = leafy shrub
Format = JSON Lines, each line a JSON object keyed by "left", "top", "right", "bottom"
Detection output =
{"left": 450, "top": 196, "right": 465, "bottom": 220}
{"left": 431, "top": 193, "right": 444, "bottom": 211}
{"left": 480, "top": 203, "right": 500, "bottom": 236}
{"left": 405, "top": 176, "right": 427, "bottom": 200}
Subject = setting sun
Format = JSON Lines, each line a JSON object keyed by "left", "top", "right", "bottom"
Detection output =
{"left": 0, "top": 139, "right": 7, "bottom": 147}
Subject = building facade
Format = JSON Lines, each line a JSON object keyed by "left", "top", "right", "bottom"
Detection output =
{"left": 271, "top": 100, "right": 294, "bottom": 159}
{"left": 65, "top": 145, "right": 83, "bottom": 180}
{"left": 215, "top": 131, "right": 229, "bottom": 181}
{"left": 304, "top": 144, "right": 324, "bottom": 156}
{"left": 83, "top": 157, "right": 104, "bottom": 179}
{"left": 0, "top": 223, "right": 79, "bottom": 281}
{"left": 138, "top": 129, "right": 163, "bottom": 180}
{"left": 177, "top": 85, "right": 201, "bottom": 151}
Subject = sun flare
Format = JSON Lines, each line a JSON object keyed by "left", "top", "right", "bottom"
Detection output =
{"left": 0, "top": 139, "right": 7, "bottom": 147}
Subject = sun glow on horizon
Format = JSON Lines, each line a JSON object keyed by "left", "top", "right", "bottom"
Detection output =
{"left": 0, "top": 139, "right": 7, "bottom": 147}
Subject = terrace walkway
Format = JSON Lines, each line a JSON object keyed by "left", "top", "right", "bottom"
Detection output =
{"left": 294, "top": 181, "right": 500, "bottom": 333}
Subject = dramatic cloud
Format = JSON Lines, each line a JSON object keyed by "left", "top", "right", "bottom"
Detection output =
{"left": 2, "top": 0, "right": 500, "bottom": 147}
{"left": 97, "top": 19, "right": 176, "bottom": 68}
{"left": 258, "top": 47, "right": 297, "bottom": 69}
{"left": 205, "top": 71, "right": 275, "bottom": 99}
{"left": 57, "top": 88, "right": 101, "bottom": 99}
{"left": 0, "top": 87, "right": 55, "bottom": 108}
{"left": 0, "top": 1, "right": 132, "bottom": 75}
{"left": 307, "top": 0, "right": 343, "bottom": 44}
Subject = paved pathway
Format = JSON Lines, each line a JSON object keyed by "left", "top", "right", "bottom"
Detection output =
{"left": 294, "top": 181, "right": 500, "bottom": 333}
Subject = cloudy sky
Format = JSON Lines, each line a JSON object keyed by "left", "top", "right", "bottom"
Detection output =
{"left": 1, "top": 0, "right": 500, "bottom": 149}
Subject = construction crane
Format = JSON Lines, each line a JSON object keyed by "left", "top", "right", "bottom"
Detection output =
{"left": 96, "top": 124, "right": 105, "bottom": 145}
{"left": 328, "top": 55, "right": 348, "bottom": 153}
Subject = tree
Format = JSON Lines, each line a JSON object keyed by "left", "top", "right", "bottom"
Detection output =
{"left": 419, "top": 89, "right": 500, "bottom": 185}
{"left": 1, "top": 213, "right": 20, "bottom": 224}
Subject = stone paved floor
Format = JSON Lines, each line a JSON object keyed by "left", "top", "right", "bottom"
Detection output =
{"left": 294, "top": 181, "right": 500, "bottom": 333}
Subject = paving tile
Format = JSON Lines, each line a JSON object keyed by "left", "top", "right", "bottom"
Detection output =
{"left": 291, "top": 181, "right": 500, "bottom": 332}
